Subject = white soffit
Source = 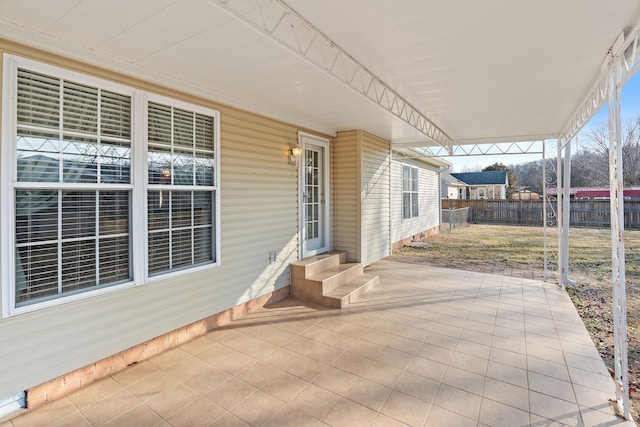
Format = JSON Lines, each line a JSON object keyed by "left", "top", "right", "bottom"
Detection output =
{"left": 0, "top": 0, "right": 638, "bottom": 146}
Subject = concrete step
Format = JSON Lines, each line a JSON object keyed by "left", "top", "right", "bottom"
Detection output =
{"left": 323, "top": 273, "right": 380, "bottom": 308}
{"left": 290, "top": 251, "right": 347, "bottom": 284}
{"left": 290, "top": 251, "right": 379, "bottom": 309}
{"left": 307, "top": 262, "right": 363, "bottom": 294}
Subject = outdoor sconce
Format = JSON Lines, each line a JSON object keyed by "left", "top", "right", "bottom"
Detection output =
{"left": 289, "top": 145, "right": 302, "bottom": 165}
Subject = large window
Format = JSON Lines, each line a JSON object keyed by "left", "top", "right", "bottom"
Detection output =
{"left": 2, "top": 55, "right": 220, "bottom": 316}
{"left": 402, "top": 164, "right": 419, "bottom": 219}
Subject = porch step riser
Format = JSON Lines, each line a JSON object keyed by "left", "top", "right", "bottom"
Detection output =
{"left": 290, "top": 251, "right": 379, "bottom": 309}
{"left": 290, "top": 252, "right": 347, "bottom": 281}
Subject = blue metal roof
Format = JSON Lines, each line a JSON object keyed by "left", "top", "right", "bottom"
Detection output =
{"left": 450, "top": 171, "right": 508, "bottom": 185}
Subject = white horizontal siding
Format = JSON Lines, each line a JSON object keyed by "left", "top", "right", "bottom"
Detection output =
{"left": 391, "top": 157, "right": 441, "bottom": 244}
{"left": 0, "top": 47, "right": 309, "bottom": 397}
{"left": 360, "top": 132, "right": 390, "bottom": 266}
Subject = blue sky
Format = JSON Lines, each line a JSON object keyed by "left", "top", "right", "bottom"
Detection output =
{"left": 447, "top": 71, "right": 640, "bottom": 172}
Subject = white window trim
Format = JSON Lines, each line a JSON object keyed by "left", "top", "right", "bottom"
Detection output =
{"left": 1, "top": 54, "right": 221, "bottom": 317}
{"left": 401, "top": 163, "right": 419, "bottom": 220}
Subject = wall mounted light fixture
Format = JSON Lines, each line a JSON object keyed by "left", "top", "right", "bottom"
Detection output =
{"left": 288, "top": 145, "right": 302, "bottom": 165}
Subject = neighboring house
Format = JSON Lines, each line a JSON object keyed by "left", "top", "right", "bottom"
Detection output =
{"left": 450, "top": 171, "right": 509, "bottom": 200}
{"left": 0, "top": 43, "right": 445, "bottom": 408}
{"left": 441, "top": 170, "right": 468, "bottom": 199}
{"left": 546, "top": 186, "right": 640, "bottom": 199}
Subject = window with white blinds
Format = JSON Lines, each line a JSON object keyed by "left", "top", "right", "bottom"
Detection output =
{"left": 402, "top": 164, "right": 419, "bottom": 219}
{"left": 2, "top": 55, "right": 220, "bottom": 316}
{"left": 147, "top": 101, "right": 216, "bottom": 276}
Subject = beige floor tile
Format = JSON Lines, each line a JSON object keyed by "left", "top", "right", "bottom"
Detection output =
{"left": 215, "top": 349, "right": 259, "bottom": 376}
{"left": 442, "top": 365, "right": 485, "bottom": 396}
{"left": 289, "top": 383, "right": 341, "bottom": 420}
{"left": 165, "top": 396, "right": 225, "bottom": 426}
{"left": 479, "top": 398, "right": 530, "bottom": 427}
{"left": 370, "top": 413, "right": 410, "bottom": 427}
{"left": 263, "top": 406, "right": 321, "bottom": 427}
{"left": 210, "top": 412, "right": 252, "bottom": 427}
{"left": 415, "top": 343, "right": 453, "bottom": 365}
{"left": 380, "top": 390, "right": 430, "bottom": 427}
{"left": 230, "top": 390, "right": 285, "bottom": 426}
{"left": 347, "top": 339, "right": 384, "bottom": 359}
{"left": 142, "top": 382, "right": 198, "bottom": 420}
{"left": 101, "top": 403, "right": 163, "bottom": 427}
{"left": 568, "top": 367, "right": 616, "bottom": 393}
{"left": 45, "top": 411, "right": 92, "bottom": 427}
{"left": 528, "top": 371, "right": 576, "bottom": 403}
{"left": 127, "top": 370, "right": 179, "bottom": 402}
{"left": 193, "top": 342, "right": 235, "bottom": 365}
{"left": 161, "top": 353, "right": 212, "bottom": 381}
{"left": 485, "top": 360, "right": 528, "bottom": 388}
{"left": 236, "top": 361, "right": 283, "bottom": 388}
{"left": 564, "top": 352, "right": 610, "bottom": 376}
{"left": 433, "top": 384, "right": 481, "bottom": 421}
{"left": 482, "top": 377, "right": 529, "bottom": 412}
{"left": 579, "top": 404, "right": 635, "bottom": 427}
{"left": 425, "top": 405, "right": 477, "bottom": 427}
{"left": 361, "top": 360, "right": 404, "bottom": 388}
{"left": 79, "top": 389, "right": 139, "bottom": 426}
{"left": 448, "top": 351, "right": 488, "bottom": 376}
{"left": 205, "top": 377, "right": 258, "bottom": 410}
{"left": 148, "top": 347, "right": 191, "bottom": 370}
{"left": 395, "top": 372, "right": 440, "bottom": 403}
{"left": 331, "top": 351, "right": 372, "bottom": 376}
{"left": 312, "top": 366, "right": 359, "bottom": 395}
{"left": 182, "top": 365, "right": 231, "bottom": 395}
{"left": 303, "top": 341, "right": 345, "bottom": 365}
{"left": 261, "top": 347, "right": 302, "bottom": 371}
{"left": 323, "top": 397, "right": 378, "bottom": 427}
{"left": 344, "top": 377, "right": 392, "bottom": 412}
{"left": 455, "top": 339, "right": 491, "bottom": 360}
{"left": 67, "top": 377, "right": 124, "bottom": 409}
{"left": 111, "top": 361, "right": 161, "bottom": 389}
{"left": 572, "top": 383, "right": 616, "bottom": 410}
{"left": 406, "top": 355, "right": 447, "bottom": 382}
{"left": 286, "top": 354, "right": 330, "bottom": 381}
{"left": 529, "top": 390, "right": 582, "bottom": 425}
{"left": 527, "top": 355, "right": 570, "bottom": 381}
{"left": 423, "top": 332, "right": 458, "bottom": 350}
{"left": 488, "top": 347, "right": 526, "bottom": 369}
{"left": 261, "top": 371, "right": 310, "bottom": 402}
{"left": 375, "top": 347, "right": 414, "bottom": 370}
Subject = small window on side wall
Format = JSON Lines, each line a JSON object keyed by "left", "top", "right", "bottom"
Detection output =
{"left": 402, "top": 164, "right": 418, "bottom": 219}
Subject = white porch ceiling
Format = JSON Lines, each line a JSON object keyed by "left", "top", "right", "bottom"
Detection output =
{"left": 0, "top": 0, "right": 638, "bottom": 147}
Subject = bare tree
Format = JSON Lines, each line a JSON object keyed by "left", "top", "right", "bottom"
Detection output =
{"left": 584, "top": 118, "right": 640, "bottom": 186}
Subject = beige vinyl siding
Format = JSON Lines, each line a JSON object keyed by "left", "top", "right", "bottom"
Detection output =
{"left": 391, "top": 157, "right": 441, "bottom": 243}
{"left": 0, "top": 43, "right": 324, "bottom": 397}
{"left": 332, "top": 131, "right": 359, "bottom": 261}
{"left": 360, "top": 132, "right": 391, "bottom": 266}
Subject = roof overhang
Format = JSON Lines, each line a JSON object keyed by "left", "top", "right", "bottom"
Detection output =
{"left": 0, "top": 1, "right": 638, "bottom": 149}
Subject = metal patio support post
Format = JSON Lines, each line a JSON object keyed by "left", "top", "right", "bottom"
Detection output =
{"left": 556, "top": 136, "right": 575, "bottom": 288}
{"left": 608, "top": 55, "right": 630, "bottom": 420}
{"left": 562, "top": 140, "right": 575, "bottom": 287}
{"left": 542, "top": 141, "right": 548, "bottom": 281}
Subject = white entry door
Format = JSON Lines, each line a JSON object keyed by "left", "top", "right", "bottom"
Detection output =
{"left": 299, "top": 133, "right": 329, "bottom": 258}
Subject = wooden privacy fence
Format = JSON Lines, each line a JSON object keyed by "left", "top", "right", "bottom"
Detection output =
{"left": 441, "top": 199, "right": 640, "bottom": 228}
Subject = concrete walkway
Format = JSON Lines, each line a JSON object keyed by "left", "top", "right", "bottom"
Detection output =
{"left": 3, "top": 260, "right": 634, "bottom": 426}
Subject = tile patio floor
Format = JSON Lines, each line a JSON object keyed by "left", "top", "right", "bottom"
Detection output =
{"left": 2, "top": 260, "right": 635, "bottom": 427}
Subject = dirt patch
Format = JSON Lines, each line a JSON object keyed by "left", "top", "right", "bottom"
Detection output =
{"left": 390, "top": 224, "right": 640, "bottom": 421}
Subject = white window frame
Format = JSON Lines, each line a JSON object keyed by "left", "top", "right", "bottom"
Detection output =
{"left": 402, "top": 164, "right": 419, "bottom": 219}
{"left": 1, "top": 55, "right": 220, "bottom": 317}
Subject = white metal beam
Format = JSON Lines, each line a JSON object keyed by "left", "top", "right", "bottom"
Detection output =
{"left": 406, "top": 141, "right": 545, "bottom": 157}
{"left": 608, "top": 56, "right": 631, "bottom": 421}
{"left": 560, "top": 16, "right": 640, "bottom": 144}
{"left": 208, "top": 0, "right": 452, "bottom": 149}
